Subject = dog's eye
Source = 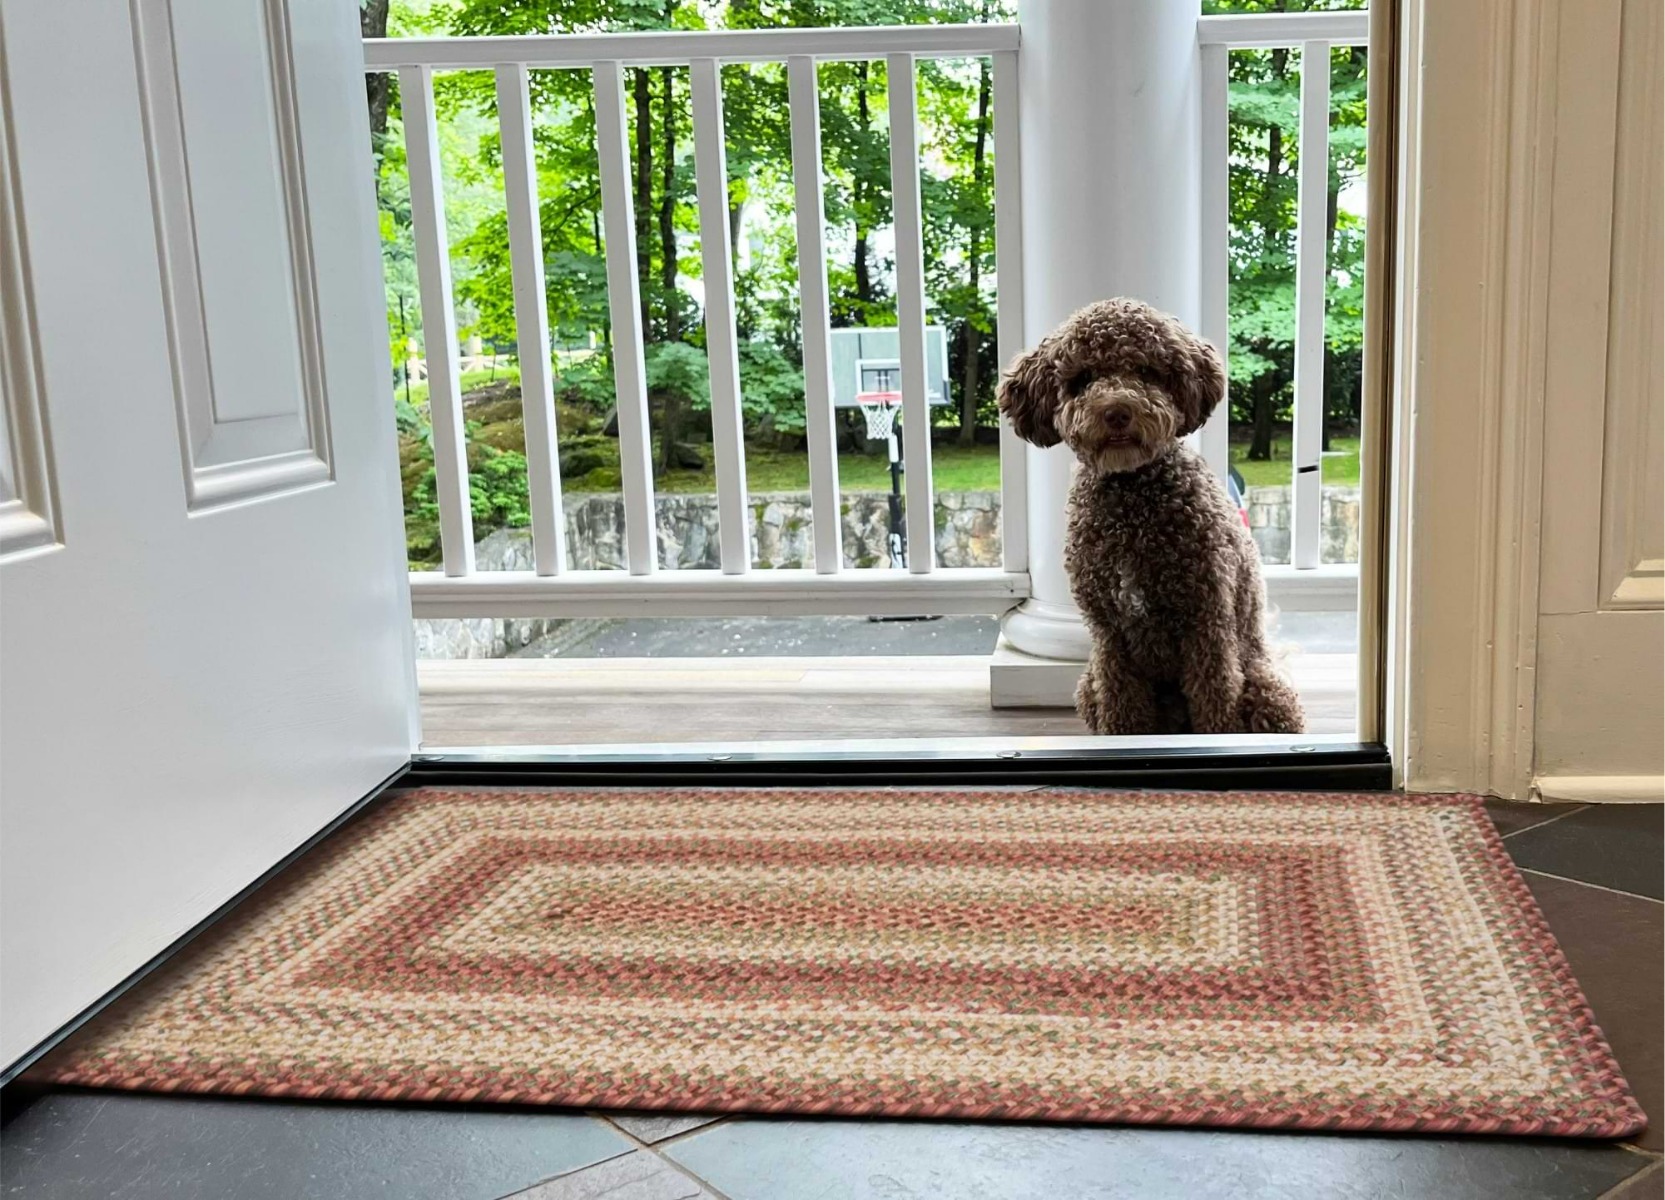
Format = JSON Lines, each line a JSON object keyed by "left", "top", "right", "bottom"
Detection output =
{"left": 1066, "top": 372, "right": 1091, "bottom": 395}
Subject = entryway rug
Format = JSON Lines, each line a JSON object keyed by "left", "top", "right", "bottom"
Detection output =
{"left": 36, "top": 789, "right": 1645, "bottom": 1136}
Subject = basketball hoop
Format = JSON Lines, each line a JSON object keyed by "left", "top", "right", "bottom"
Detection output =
{"left": 855, "top": 390, "right": 902, "bottom": 441}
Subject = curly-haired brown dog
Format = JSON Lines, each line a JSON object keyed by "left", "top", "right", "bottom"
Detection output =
{"left": 998, "top": 298, "right": 1305, "bottom": 735}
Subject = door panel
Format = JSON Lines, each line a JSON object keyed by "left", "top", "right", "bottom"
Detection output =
{"left": 0, "top": 0, "right": 415, "bottom": 1069}
{"left": 1533, "top": 0, "right": 1663, "bottom": 785}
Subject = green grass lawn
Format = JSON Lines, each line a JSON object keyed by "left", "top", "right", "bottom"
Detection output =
{"left": 394, "top": 366, "right": 519, "bottom": 412}
{"left": 574, "top": 436, "right": 1362, "bottom": 494}
{"left": 570, "top": 443, "right": 1006, "bottom": 495}
{"left": 1231, "top": 436, "right": 1360, "bottom": 488}
{"left": 397, "top": 369, "right": 1362, "bottom": 493}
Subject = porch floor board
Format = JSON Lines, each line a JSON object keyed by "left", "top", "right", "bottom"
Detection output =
{"left": 416, "top": 653, "right": 1356, "bottom": 746}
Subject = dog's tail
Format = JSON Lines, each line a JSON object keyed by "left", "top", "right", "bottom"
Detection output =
{"left": 1239, "top": 665, "right": 1306, "bottom": 735}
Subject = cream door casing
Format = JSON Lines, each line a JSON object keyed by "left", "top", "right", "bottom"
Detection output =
{"left": 1534, "top": 0, "right": 1663, "bottom": 796}
{"left": 0, "top": 0, "right": 415, "bottom": 1068}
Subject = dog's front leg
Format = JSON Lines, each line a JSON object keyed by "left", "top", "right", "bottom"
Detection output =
{"left": 1180, "top": 626, "right": 1246, "bottom": 735}
{"left": 1078, "top": 643, "right": 1159, "bottom": 735}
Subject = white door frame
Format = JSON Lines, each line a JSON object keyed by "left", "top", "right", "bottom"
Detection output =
{"left": 1384, "top": 0, "right": 1663, "bottom": 799}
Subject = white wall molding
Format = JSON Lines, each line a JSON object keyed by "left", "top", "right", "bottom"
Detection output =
{"left": 1390, "top": 0, "right": 1560, "bottom": 797}
{"left": 130, "top": 0, "right": 334, "bottom": 514}
{"left": 1393, "top": 0, "right": 1662, "bottom": 796}
{"left": 1532, "top": 776, "right": 1665, "bottom": 805}
{"left": 0, "top": 13, "right": 60, "bottom": 563}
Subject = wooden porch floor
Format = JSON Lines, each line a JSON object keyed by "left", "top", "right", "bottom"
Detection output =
{"left": 417, "top": 653, "right": 1357, "bottom": 747}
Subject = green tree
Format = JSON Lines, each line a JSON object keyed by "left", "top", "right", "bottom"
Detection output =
{"left": 1206, "top": 0, "right": 1369, "bottom": 461}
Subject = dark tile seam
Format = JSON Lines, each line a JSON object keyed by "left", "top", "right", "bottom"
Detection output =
{"left": 1596, "top": 1156, "right": 1662, "bottom": 1199}
{"left": 1519, "top": 867, "right": 1665, "bottom": 905}
{"left": 1499, "top": 804, "right": 1594, "bottom": 839}
{"left": 1616, "top": 1144, "right": 1663, "bottom": 1162}
{"left": 589, "top": 1113, "right": 739, "bottom": 1199}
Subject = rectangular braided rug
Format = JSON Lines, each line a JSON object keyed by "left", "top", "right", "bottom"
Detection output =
{"left": 34, "top": 788, "right": 1645, "bottom": 1137}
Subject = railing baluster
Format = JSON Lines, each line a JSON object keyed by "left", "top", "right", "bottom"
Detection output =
{"left": 1198, "top": 43, "right": 1232, "bottom": 484}
{"left": 1292, "top": 39, "right": 1330, "bottom": 570}
{"left": 787, "top": 55, "right": 842, "bottom": 575}
{"left": 886, "top": 52, "right": 935, "bottom": 574}
{"left": 399, "top": 65, "right": 474, "bottom": 576}
{"left": 690, "top": 57, "right": 750, "bottom": 575}
{"left": 495, "top": 64, "right": 565, "bottom": 576}
{"left": 592, "top": 60, "right": 657, "bottom": 576}
{"left": 991, "top": 48, "right": 1027, "bottom": 574}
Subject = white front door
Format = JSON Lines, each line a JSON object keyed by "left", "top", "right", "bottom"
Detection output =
{"left": 0, "top": 0, "right": 414, "bottom": 1069}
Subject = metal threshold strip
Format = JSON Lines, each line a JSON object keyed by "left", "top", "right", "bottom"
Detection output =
{"left": 411, "top": 734, "right": 1391, "bottom": 789}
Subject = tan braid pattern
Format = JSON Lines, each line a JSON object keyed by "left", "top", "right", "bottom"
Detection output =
{"left": 32, "top": 789, "right": 1646, "bottom": 1137}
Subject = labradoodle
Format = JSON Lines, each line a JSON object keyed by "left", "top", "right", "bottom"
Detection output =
{"left": 998, "top": 297, "right": 1305, "bottom": 736}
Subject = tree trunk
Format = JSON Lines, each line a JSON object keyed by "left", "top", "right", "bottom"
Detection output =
{"left": 1322, "top": 146, "right": 1340, "bottom": 452}
{"left": 1249, "top": 370, "right": 1278, "bottom": 461}
{"left": 1246, "top": 43, "right": 1289, "bottom": 464}
{"left": 632, "top": 68, "right": 654, "bottom": 337}
{"left": 958, "top": 55, "right": 993, "bottom": 446}
{"left": 361, "top": 0, "right": 392, "bottom": 196}
{"left": 1264, "top": 49, "right": 1286, "bottom": 232}
{"left": 658, "top": 62, "right": 682, "bottom": 474}
{"left": 852, "top": 61, "right": 873, "bottom": 314}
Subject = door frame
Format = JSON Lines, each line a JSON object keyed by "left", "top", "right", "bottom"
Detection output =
{"left": 1381, "top": 0, "right": 1663, "bottom": 799}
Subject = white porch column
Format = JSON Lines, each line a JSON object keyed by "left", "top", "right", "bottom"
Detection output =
{"left": 992, "top": 0, "right": 1203, "bottom": 706}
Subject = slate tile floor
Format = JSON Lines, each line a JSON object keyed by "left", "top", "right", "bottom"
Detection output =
{"left": 3, "top": 799, "right": 1658, "bottom": 1200}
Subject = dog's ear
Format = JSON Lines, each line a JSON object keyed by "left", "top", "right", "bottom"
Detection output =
{"left": 1170, "top": 334, "right": 1227, "bottom": 438}
{"left": 997, "top": 342, "right": 1063, "bottom": 447}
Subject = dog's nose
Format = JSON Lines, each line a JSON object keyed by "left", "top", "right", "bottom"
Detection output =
{"left": 1105, "top": 409, "right": 1132, "bottom": 433}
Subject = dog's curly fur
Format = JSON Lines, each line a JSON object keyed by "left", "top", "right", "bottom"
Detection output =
{"left": 999, "top": 297, "right": 1305, "bottom": 735}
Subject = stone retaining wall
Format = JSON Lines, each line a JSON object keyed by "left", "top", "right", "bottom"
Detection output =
{"left": 412, "top": 486, "right": 1360, "bottom": 658}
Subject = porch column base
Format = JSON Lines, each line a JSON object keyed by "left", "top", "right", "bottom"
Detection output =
{"left": 989, "top": 631, "right": 1087, "bottom": 710}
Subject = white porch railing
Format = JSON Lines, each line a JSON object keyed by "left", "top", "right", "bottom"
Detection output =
{"left": 1197, "top": 9, "right": 1369, "bottom": 571}
{"left": 367, "top": 8, "right": 1367, "bottom": 620}
{"left": 368, "top": 24, "right": 1030, "bottom": 617}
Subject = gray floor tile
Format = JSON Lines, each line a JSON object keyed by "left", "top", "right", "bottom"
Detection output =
{"left": 664, "top": 1119, "right": 1647, "bottom": 1200}
{"left": 506, "top": 1149, "right": 714, "bottom": 1199}
{"left": 1605, "top": 1158, "right": 1663, "bottom": 1199}
{"left": 604, "top": 1113, "right": 725, "bottom": 1143}
{"left": 1525, "top": 872, "right": 1665, "bottom": 1151}
{"left": 0, "top": 1091, "right": 630, "bottom": 1200}
{"left": 1507, "top": 804, "right": 1664, "bottom": 899}
{"left": 1487, "top": 800, "right": 1587, "bottom": 838}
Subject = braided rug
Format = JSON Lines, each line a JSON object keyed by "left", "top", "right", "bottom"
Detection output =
{"left": 35, "top": 788, "right": 1645, "bottom": 1136}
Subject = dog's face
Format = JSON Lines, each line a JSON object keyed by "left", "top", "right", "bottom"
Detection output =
{"left": 997, "top": 298, "right": 1226, "bottom": 474}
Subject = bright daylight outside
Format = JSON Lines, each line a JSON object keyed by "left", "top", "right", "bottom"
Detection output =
{"left": 367, "top": 0, "right": 1370, "bottom": 747}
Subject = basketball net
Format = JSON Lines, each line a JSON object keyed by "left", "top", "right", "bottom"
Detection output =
{"left": 856, "top": 390, "right": 902, "bottom": 441}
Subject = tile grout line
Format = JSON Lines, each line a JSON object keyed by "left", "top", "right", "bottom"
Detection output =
{"left": 1518, "top": 866, "right": 1665, "bottom": 905}
{"left": 590, "top": 1113, "right": 740, "bottom": 1200}
{"left": 652, "top": 1116, "right": 737, "bottom": 1148}
{"left": 497, "top": 1146, "right": 639, "bottom": 1199}
{"left": 1498, "top": 804, "right": 1593, "bottom": 840}
{"left": 1594, "top": 1155, "right": 1662, "bottom": 1199}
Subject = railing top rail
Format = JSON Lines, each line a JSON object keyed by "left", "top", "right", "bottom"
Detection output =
{"left": 1197, "top": 11, "right": 1368, "bottom": 49}
{"left": 364, "top": 23, "right": 1020, "bottom": 71}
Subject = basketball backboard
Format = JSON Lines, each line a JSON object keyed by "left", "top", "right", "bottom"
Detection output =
{"left": 829, "top": 326, "right": 951, "bottom": 409}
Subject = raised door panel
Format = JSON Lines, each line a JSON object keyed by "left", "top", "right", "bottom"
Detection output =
{"left": 0, "top": 30, "right": 58, "bottom": 561}
{"left": 131, "top": 0, "right": 331, "bottom": 511}
{"left": 1597, "top": 0, "right": 1663, "bottom": 611}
